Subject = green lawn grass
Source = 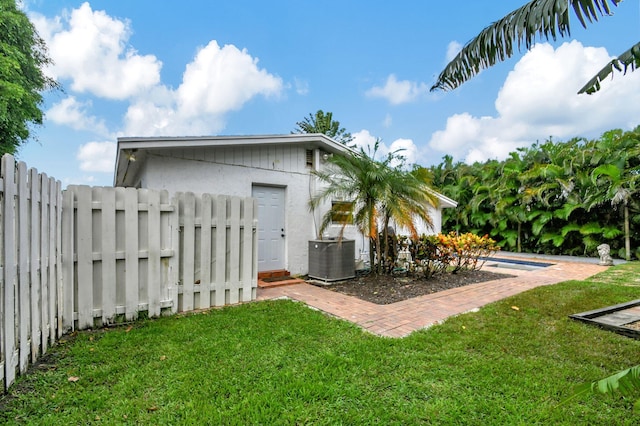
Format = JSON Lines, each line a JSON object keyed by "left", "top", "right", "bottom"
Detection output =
{"left": 2, "top": 263, "right": 640, "bottom": 425}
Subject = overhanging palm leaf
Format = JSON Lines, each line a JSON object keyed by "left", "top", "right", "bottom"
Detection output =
{"left": 559, "top": 365, "right": 640, "bottom": 410}
{"left": 578, "top": 41, "right": 640, "bottom": 93}
{"left": 430, "top": 0, "right": 638, "bottom": 94}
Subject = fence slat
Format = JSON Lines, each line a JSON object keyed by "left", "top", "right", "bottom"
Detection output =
{"left": 228, "top": 197, "right": 241, "bottom": 305}
{"left": 147, "top": 190, "right": 161, "bottom": 317}
{"left": 168, "top": 193, "right": 179, "bottom": 314}
{"left": 39, "top": 174, "right": 50, "bottom": 354}
{"left": 124, "top": 188, "right": 139, "bottom": 321}
{"left": 241, "top": 198, "right": 255, "bottom": 302}
{"left": 30, "top": 169, "right": 42, "bottom": 358}
{"left": 199, "top": 194, "right": 212, "bottom": 309}
{"left": 55, "top": 181, "right": 63, "bottom": 339}
{"left": 61, "top": 188, "right": 74, "bottom": 332}
{"left": 214, "top": 195, "right": 227, "bottom": 306}
{"left": 2, "top": 155, "right": 17, "bottom": 389}
{"left": 47, "top": 178, "right": 57, "bottom": 345}
{"left": 100, "top": 188, "right": 116, "bottom": 323}
{"left": 181, "top": 193, "right": 195, "bottom": 311}
{"left": 76, "top": 186, "right": 93, "bottom": 330}
{"left": 17, "top": 162, "right": 30, "bottom": 373}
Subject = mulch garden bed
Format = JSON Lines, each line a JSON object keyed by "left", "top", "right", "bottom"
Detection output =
{"left": 312, "top": 269, "right": 516, "bottom": 305}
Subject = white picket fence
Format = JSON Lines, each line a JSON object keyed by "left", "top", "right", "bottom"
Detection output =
{"left": 0, "top": 155, "right": 63, "bottom": 392}
{"left": 0, "top": 155, "right": 257, "bottom": 391}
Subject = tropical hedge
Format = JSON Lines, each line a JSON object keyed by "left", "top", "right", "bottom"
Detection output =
{"left": 430, "top": 126, "right": 640, "bottom": 260}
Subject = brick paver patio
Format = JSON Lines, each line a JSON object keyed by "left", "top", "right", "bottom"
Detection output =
{"left": 257, "top": 257, "right": 608, "bottom": 337}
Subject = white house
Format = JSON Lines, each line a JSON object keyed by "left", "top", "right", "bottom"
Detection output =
{"left": 113, "top": 134, "right": 457, "bottom": 275}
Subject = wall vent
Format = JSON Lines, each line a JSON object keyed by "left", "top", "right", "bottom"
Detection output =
{"left": 305, "top": 149, "right": 313, "bottom": 167}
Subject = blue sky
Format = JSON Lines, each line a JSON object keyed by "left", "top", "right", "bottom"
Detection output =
{"left": 18, "top": 0, "right": 640, "bottom": 186}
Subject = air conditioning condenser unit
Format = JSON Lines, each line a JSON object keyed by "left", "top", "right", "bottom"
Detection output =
{"left": 308, "top": 239, "right": 355, "bottom": 282}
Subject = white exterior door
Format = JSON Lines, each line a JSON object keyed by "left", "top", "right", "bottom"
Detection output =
{"left": 252, "top": 185, "right": 286, "bottom": 271}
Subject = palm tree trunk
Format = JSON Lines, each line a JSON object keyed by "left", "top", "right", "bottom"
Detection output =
{"left": 382, "top": 214, "right": 390, "bottom": 273}
{"left": 375, "top": 234, "right": 382, "bottom": 274}
{"left": 369, "top": 237, "right": 375, "bottom": 272}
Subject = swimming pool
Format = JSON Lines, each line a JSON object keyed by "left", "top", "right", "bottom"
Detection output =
{"left": 480, "top": 257, "right": 554, "bottom": 271}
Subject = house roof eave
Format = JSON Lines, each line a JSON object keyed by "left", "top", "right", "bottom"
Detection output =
{"left": 114, "top": 133, "right": 356, "bottom": 187}
{"left": 431, "top": 190, "right": 458, "bottom": 208}
{"left": 113, "top": 135, "right": 458, "bottom": 211}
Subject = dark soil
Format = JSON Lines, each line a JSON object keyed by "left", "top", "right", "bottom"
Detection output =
{"left": 312, "top": 269, "right": 516, "bottom": 305}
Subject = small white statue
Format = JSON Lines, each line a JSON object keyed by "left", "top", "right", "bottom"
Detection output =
{"left": 397, "top": 247, "right": 412, "bottom": 268}
{"left": 597, "top": 243, "right": 614, "bottom": 266}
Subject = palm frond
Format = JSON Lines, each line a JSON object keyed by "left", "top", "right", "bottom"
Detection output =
{"left": 559, "top": 365, "right": 640, "bottom": 410}
{"left": 431, "top": 0, "right": 623, "bottom": 92}
{"left": 578, "top": 41, "right": 640, "bottom": 94}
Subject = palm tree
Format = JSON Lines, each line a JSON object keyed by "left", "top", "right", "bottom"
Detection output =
{"left": 292, "top": 110, "right": 353, "bottom": 145}
{"left": 430, "top": 0, "right": 640, "bottom": 94}
{"left": 586, "top": 128, "right": 640, "bottom": 260}
{"left": 310, "top": 141, "right": 436, "bottom": 274}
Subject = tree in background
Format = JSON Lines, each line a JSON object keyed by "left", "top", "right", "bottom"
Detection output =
{"left": 430, "top": 127, "right": 640, "bottom": 260}
{"left": 431, "top": 0, "right": 639, "bottom": 95}
{"left": 0, "top": 0, "right": 58, "bottom": 155}
{"left": 293, "top": 110, "right": 353, "bottom": 145}
{"left": 586, "top": 129, "right": 640, "bottom": 260}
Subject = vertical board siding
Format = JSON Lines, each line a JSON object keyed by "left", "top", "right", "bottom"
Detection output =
{"left": 0, "top": 154, "right": 257, "bottom": 392}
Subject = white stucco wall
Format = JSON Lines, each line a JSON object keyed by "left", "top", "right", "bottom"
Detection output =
{"left": 124, "top": 143, "right": 449, "bottom": 275}
{"left": 133, "top": 145, "right": 355, "bottom": 275}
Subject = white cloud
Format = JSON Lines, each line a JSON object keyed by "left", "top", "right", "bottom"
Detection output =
{"left": 446, "top": 41, "right": 462, "bottom": 62}
{"left": 33, "top": 4, "right": 284, "bottom": 137}
{"left": 77, "top": 141, "right": 116, "bottom": 172}
{"left": 352, "top": 130, "right": 419, "bottom": 166}
{"left": 366, "top": 74, "right": 428, "bottom": 105}
{"left": 33, "top": 3, "right": 162, "bottom": 100}
{"left": 389, "top": 138, "right": 418, "bottom": 165}
{"left": 124, "top": 41, "right": 283, "bottom": 136}
{"left": 177, "top": 41, "right": 282, "bottom": 116}
{"left": 429, "top": 41, "right": 640, "bottom": 163}
{"left": 46, "top": 96, "right": 109, "bottom": 136}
